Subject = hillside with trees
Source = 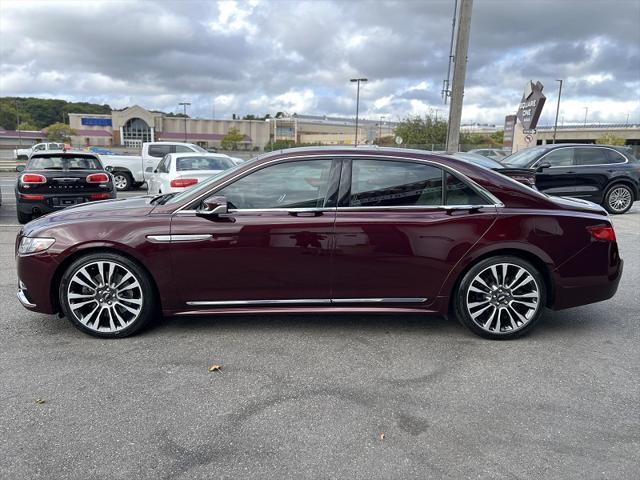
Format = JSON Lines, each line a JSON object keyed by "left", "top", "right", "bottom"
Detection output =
{"left": 0, "top": 97, "right": 112, "bottom": 130}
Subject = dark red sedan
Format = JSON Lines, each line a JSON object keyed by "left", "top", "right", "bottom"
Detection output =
{"left": 15, "top": 147, "right": 623, "bottom": 340}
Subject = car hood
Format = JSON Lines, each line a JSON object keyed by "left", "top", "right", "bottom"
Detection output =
{"left": 21, "top": 195, "right": 157, "bottom": 236}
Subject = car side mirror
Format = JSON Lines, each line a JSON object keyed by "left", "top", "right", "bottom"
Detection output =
{"left": 196, "top": 195, "right": 228, "bottom": 216}
{"left": 105, "top": 166, "right": 113, "bottom": 172}
{"left": 536, "top": 162, "right": 551, "bottom": 173}
{"left": 16, "top": 165, "right": 25, "bottom": 172}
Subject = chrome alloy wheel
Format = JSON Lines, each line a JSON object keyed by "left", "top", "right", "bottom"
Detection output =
{"left": 465, "top": 263, "right": 540, "bottom": 334}
{"left": 113, "top": 174, "right": 128, "bottom": 191}
{"left": 608, "top": 187, "right": 632, "bottom": 213}
{"left": 66, "top": 261, "right": 143, "bottom": 333}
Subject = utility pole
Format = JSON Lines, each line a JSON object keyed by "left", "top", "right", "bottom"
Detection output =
{"left": 379, "top": 115, "right": 385, "bottom": 141}
{"left": 583, "top": 107, "right": 588, "bottom": 127}
{"left": 178, "top": 102, "right": 191, "bottom": 142}
{"left": 552, "top": 79, "right": 563, "bottom": 144}
{"left": 350, "top": 78, "right": 367, "bottom": 145}
{"left": 445, "top": 0, "right": 473, "bottom": 153}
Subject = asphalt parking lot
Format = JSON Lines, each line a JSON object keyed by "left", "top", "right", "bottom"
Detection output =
{"left": 0, "top": 172, "right": 639, "bottom": 479}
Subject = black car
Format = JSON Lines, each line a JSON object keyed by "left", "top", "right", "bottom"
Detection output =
{"left": 449, "top": 152, "right": 537, "bottom": 188}
{"left": 15, "top": 151, "right": 116, "bottom": 224}
{"left": 502, "top": 144, "right": 640, "bottom": 214}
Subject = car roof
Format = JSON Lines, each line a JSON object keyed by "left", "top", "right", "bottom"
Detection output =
{"left": 169, "top": 152, "right": 232, "bottom": 158}
{"left": 30, "top": 150, "right": 99, "bottom": 158}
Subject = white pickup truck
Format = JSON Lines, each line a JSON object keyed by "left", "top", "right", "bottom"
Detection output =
{"left": 14, "top": 142, "right": 65, "bottom": 160}
{"left": 100, "top": 142, "right": 209, "bottom": 190}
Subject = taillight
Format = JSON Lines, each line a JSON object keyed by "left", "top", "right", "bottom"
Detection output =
{"left": 587, "top": 225, "right": 616, "bottom": 242}
{"left": 86, "top": 173, "right": 110, "bottom": 183}
{"left": 19, "top": 193, "right": 45, "bottom": 200}
{"left": 89, "top": 193, "right": 113, "bottom": 201}
{"left": 21, "top": 174, "right": 47, "bottom": 184}
{"left": 170, "top": 178, "right": 198, "bottom": 188}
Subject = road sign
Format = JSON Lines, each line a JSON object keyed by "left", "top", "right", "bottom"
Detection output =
{"left": 524, "top": 134, "right": 533, "bottom": 144}
{"left": 395, "top": 136, "right": 403, "bottom": 145}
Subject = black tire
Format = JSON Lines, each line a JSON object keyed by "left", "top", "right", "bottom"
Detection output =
{"left": 112, "top": 172, "right": 132, "bottom": 191}
{"left": 17, "top": 210, "right": 32, "bottom": 224}
{"left": 453, "top": 255, "right": 547, "bottom": 340}
{"left": 603, "top": 183, "right": 634, "bottom": 215}
{"left": 59, "top": 252, "right": 157, "bottom": 338}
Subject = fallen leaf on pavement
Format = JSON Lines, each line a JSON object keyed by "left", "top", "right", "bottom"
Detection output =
{"left": 379, "top": 432, "right": 385, "bottom": 441}
{"left": 208, "top": 364, "right": 222, "bottom": 372}
{"left": 35, "top": 399, "right": 46, "bottom": 405}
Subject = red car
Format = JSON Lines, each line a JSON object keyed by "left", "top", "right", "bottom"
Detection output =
{"left": 15, "top": 147, "right": 623, "bottom": 340}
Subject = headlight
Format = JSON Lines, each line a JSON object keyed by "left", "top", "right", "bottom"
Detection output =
{"left": 18, "top": 237, "right": 55, "bottom": 255}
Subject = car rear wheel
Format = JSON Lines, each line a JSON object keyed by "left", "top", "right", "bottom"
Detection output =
{"left": 17, "top": 211, "right": 32, "bottom": 224}
{"left": 112, "top": 172, "right": 132, "bottom": 191}
{"left": 454, "top": 256, "right": 546, "bottom": 340}
{"left": 603, "top": 184, "right": 633, "bottom": 214}
{"left": 59, "top": 252, "right": 157, "bottom": 338}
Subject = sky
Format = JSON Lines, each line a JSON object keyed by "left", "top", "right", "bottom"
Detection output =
{"left": 1, "top": 0, "right": 639, "bottom": 126}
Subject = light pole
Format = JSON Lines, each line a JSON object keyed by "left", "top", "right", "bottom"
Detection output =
{"left": 583, "top": 107, "right": 588, "bottom": 127}
{"left": 178, "top": 102, "right": 191, "bottom": 142}
{"left": 552, "top": 79, "right": 563, "bottom": 144}
{"left": 350, "top": 78, "right": 367, "bottom": 145}
{"left": 379, "top": 115, "right": 385, "bottom": 142}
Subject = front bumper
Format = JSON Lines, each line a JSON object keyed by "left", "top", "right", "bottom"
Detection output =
{"left": 16, "top": 252, "right": 59, "bottom": 314}
{"left": 17, "top": 281, "right": 36, "bottom": 308}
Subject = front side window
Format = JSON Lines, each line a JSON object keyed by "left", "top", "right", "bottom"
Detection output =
{"left": 542, "top": 148, "right": 574, "bottom": 167}
{"left": 575, "top": 148, "right": 609, "bottom": 166}
{"left": 349, "top": 160, "right": 443, "bottom": 207}
{"left": 216, "top": 160, "right": 333, "bottom": 209}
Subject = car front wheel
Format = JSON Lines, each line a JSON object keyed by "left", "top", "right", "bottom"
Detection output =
{"left": 603, "top": 184, "right": 633, "bottom": 214}
{"left": 59, "top": 252, "right": 157, "bottom": 338}
{"left": 454, "top": 256, "right": 546, "bottom": 340}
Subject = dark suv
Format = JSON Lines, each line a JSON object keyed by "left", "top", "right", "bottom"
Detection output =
{"left": 502, "top": 144, "right": 640, "bottom": 214}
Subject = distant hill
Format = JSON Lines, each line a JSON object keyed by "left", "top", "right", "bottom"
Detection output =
{"left": 0, "top": 97, "right": 112, "bottom": 130}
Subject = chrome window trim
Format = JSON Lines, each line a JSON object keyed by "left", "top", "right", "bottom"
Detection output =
{"left": 174, "top": 153, "right": 504, "bottom": 214}
{"left": 176, "top": 205, "right": 498, "bottom": 215}
{"left": 186, "top": 297, "right": 427, "bottom": 306}
{"left": 147, "top": 234, "right": 212, "bottom": 242}
{"left": 532, "top": 146, "right": 628, "bottom": 169}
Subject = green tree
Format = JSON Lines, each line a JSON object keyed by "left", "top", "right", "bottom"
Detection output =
{"left": 394, "top": 115, "right": 447, "bottom": 148}
{"left": 490, "top": 130, "right": 504, "bottom": 145}
{"left": 18, "top": 121, "right": 39, "bottom": 131}
{"left": 44, "top": 123, "right": 75, "bottom": 142}
{"left": 220, "top": 127, "right": 245, "bottom": 150}
{"left": 596, "top": 133, "right": 625, "bottom": 146}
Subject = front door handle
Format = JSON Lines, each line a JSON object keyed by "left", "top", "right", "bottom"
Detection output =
{"left": 565, "top": 171, "right": 576, "bottom": 174}
{"left": 289, "top": 210, "right": 324, "bottom": 217}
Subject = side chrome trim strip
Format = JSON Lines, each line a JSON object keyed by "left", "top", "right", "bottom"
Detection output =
{"left": 186, "top": 298, "right": 427, "bottom": 307}
{"left": 147, "top": 234, "right": 212, "bottom": 242}
{"left": 187, "top": 299, "right": 332, "bottom": 306}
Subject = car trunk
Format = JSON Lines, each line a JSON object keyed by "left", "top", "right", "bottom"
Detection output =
{"left": 18, "top": 169, "right": 114, "bottom": 207}
{"left": 175, "top": 170, "right": 224, "bottom": 185}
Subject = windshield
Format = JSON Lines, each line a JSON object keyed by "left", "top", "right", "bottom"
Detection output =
{"left": 502, "top": 147, "right": 547, "bottom": 167}
{"left": 191, "top": 145, "right": 208, "bottom": 153}
{"left": 176, "top": 156, "right": 235, "bottom": 171}
{"left": 28, "top": 155, "right": 102, "bottom": 170}
{"left": 164, "top": 162, "right": 245, "bottom": 205}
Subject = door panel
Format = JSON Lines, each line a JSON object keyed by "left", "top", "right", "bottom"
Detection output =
{"left": 170, "top": 211, "right": 335, "bottom": 303}
{"left": 331, "top": 209, "right": 496, "bottom": 301}
{"left": 535, "top": 148, "right": 576, "bottom": 196}
{"left": 169, "top": 158, "right": 339, "bottom": 305}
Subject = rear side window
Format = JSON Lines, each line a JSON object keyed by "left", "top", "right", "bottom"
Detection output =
{"left": 148, "top": 145, "right": 172, "bottom": 158}
{"left": 575, "top": 148, "right": 610, "bottom": 166}
{"left": 350, "top": 160, "right": 443, "bottom": 207}
{"left": 541, "top": 148, "right": 573, "bottom": 167}
{"left": 605, "top": 149, "right": 627, "bottom": 164}
{"left": 175, "top": 145, "right": 194, "bottom": 153}
{"left": 176, "top": 156, "right": 234, "bottom": 171}
{"left": 445, "top": 173, "right": 487, "bottom": 205}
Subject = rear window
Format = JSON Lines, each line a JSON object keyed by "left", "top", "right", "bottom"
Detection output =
{"left": 148, "top": 145, "right": 172, "bottom": 158}
{"left": 28, "top": 155, "right": 102, "bottom": 170}
{"left": 176, "top": 156, "right": 234, "bottom": 171}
